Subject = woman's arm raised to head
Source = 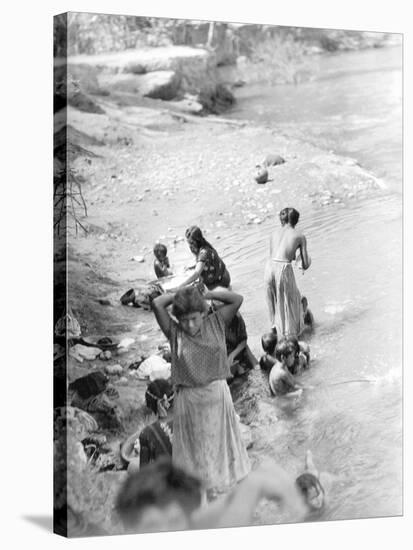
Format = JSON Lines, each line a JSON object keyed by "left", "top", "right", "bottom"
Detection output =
{"left": 152, "top": 293, "right": 175, "bottom": 339}
{"left": 203, "top": 288, "right": 243, "bottom": 325}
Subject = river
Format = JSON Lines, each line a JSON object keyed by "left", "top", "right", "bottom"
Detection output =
{"left": 221, "top": 45, "right": 402, "bottom": 521}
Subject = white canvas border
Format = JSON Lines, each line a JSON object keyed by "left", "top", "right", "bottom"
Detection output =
{"left": 1, "top": 1, "right": 411, "bottom": 548}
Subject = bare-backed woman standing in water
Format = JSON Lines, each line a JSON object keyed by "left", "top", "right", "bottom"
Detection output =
{"left": 265, "top": 207, "right": 311, "bottom": 337}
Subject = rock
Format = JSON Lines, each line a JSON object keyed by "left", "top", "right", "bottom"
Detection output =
{"left": 131, "top": 255, "right": 145, "bottom": 263}
{"left": 255, "top": 165, "right": 269, "bottom": 184}
{"left": 105, "top": 364, "right": 124, "bottom": 376}
{"left": 68, "top": 91, "right": 105, "bottom": 114}
{"left": 98, "top": 69, "right": 180, "bottom": 100}
{"left": 99, "top": 351, "right": 112, "bottom": 361}
{"left": 168, "top": 95, "right": 203, "bottom": 115}
{"left": 118, "top": 338, "right": 135, "bottom": 349}
{"left": 263, "top": 154, "right": 286, "bottom": 167}
{"left": 140, "top": 71, "right": 181, "bottom": 100}
{"left": 198, "top": 83, "right": 235, "bottom": 115}
{"left": 69, "top": 344, "right": 102, "bottom": 363}
{"left": 117, "top": 377, "right": 129, "bottom": 386}
{"left": 98, "top": 299, "right": 112, "bottom": 306}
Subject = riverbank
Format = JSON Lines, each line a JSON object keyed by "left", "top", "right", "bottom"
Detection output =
{"left": 57, "top": 85, "right": 390, "bottom": 533}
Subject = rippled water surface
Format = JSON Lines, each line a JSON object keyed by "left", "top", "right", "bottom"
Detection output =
{"left": 226, "top": 45, "right": 402, "bottom": 521}
{"left": 174, "top": 46, "right": 403, "bottom": 520}
{"left": 228, "top": 45, "right": 402, "bottom": 191}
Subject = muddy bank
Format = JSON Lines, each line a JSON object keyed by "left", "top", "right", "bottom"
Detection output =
{"left": 55, "top": 85, "right": 389, "bottom": 533}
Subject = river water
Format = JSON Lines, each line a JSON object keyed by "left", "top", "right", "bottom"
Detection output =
{"left": 221, "top": 45, "right": 402, "bottom": 521}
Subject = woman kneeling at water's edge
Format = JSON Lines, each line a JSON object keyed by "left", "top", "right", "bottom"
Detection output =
{"left": 152, "top": 286, "right": 250, "bottom": 493}
{"left": 177, "top": 225, "right": 231, "bottom": 290}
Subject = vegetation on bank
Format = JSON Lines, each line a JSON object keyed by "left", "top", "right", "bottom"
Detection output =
{"left": 55, "top": 13, "right": 398, "bottom": 59}
{"left": 55, "top": 14, "right": 399, "bottom": 88}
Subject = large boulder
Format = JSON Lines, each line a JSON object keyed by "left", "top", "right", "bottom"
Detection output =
{"left": 139, "top": 70, "right": 181, "bottom": 100}
{"left": 198, "top": 83, "right": 235, "bottom": 114}
{"left": 100, "top": 70, "right": 181, "bottom": 100}
{"left": 66, "top": 47, "right": 214, "bottom": 96}
{"left": 64, "top": 47, "right": 236, "bottom": 113}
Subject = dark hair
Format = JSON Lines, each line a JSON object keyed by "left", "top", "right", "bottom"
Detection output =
{"left": 275, "top": 336, "right": 300, "bottom": 362}
{"left": 69, "top": 371, "right": 108, "bottom": 399}
{"left": 185, "top": 226, "right": 214, "bottom": 253}
{"left": 116, "top": 457, "right": 202, "bottom": 528}
{"left": 145, "top": 379, "right": 174, "bottom": 415}
{"left": 261, "top": 327, "right": 278, "bottom": 355}
{"left": 295, "top": 473, "right": 324, "bottom": 504}
{"left": 259, "top": 354, "right": 275, "bottom": 373}
{"left": 301, "top": 295, "right": 308, "bottom": 308}
{"left": 172, "top": 286, "right": 206, "bottom": 319}
{"left": 153, "top": 243, "right": 168, "bottom": 257}
{"left": 279, "top": 207, "right": 300, "bottom": 228}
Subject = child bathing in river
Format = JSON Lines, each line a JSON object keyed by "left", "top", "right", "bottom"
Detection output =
{"left": 153, "top": 243, "right": 172, "bottom": 279}
{"left": 260, "top": 331, "right": 310, "bottom": 376}
{"left": 268, "top": 337, "right": 309, "bottom": 397}
{"left": 296, "top": 450, "right": 326, "bottom": 515}
{"left": 259, "top": 327, "right": 279, "bottom": 373}
{"left": 301, "top": 296, "right": 315, "bottom": 330}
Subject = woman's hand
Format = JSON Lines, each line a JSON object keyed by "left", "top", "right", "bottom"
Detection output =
{"left": 203, "top": 288, "right": 243, "bottom": 326}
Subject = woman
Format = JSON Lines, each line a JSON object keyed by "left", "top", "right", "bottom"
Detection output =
{"left": 265, "top": 207, "right": 310, "bottom": 337}
{"left": 139, "top": 379, "right": 174, "bottom": 467}
{"left": 152, "top": 286, "right": 250, "bottom": 493}
{"left": 178, "top": 226, "right": 231, "bottom": 290}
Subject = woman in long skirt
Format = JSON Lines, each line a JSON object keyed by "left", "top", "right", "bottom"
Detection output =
{"left": 152, "top": 286, "right": 250, "bottom": 491}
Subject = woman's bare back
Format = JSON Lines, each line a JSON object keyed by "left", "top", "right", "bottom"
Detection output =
{"left": 271, "top": 227, "right": 303, "bottom": 262}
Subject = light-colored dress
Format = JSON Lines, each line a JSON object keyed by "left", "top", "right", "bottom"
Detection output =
{"left": 170, "top": 310, "right": 250, "bottom": 490}
{"left": 265, "top": 259, "right": 303, "bottom": 337}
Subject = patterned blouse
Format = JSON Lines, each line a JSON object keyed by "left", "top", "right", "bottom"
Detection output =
{"left": 197, "top": 246, "right": 228, "bottom": 289}
{"left": 170, "top": 310, "right": 231, "bottom": 387}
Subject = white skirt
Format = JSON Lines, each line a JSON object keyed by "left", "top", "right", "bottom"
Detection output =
{"left": 173, "top": 380, "right": 250, "bottom": 490}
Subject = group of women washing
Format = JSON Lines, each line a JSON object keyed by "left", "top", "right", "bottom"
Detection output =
{"left": 117, "top": 207, "right": 324, "bottom": 532}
